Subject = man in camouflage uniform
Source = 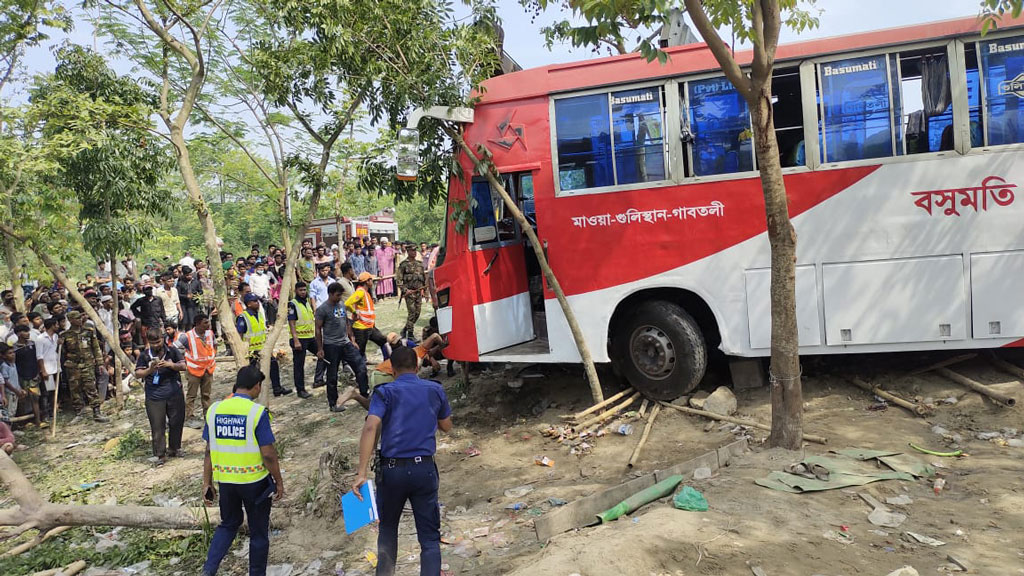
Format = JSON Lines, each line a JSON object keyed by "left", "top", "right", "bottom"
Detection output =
{"left": 397, "top": 244, "right": 426, "bottom": 339}
{"left": 60, "top": 310, "right": 109, "bottom": 422}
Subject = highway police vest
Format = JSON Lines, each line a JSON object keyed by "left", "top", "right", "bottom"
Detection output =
{"left": 243, "top": 312, "right": 266, "bottom": 352}
{"left": 206, "top": 396, "right": 268, "bottom": 484}
{"left": 291, "top": 299, "right": 315, "bottom": 339}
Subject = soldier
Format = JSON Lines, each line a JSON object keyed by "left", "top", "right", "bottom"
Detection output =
{"left": 60, "top": 310, "right": 109, "bottom": 422}
{"left": 397, "top": 244, "right": 426, "bottom": 339}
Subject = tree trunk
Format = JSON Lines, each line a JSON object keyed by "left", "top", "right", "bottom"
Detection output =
{"left": 451, "top": 131, "right": 604, "bottom": 403}
{"left": 257, "top": 236, "right": 297, "bottom": 406}
{"left": 170, "top": 126, "right": 247, "bottom": 369}
{"left": 109, "top": 249, "right": 122, "bottom": 403}
{"left": 749, "top": 83, "right": 803, "bottom": 450}
{"left": 0, "top": 223, "right": 134, "bottom": 370}
{"left": 0, "top": 450, "right": 218, "bottom": 531}
{"left": 2, "top": 233, "right": 25, "bottom": 313}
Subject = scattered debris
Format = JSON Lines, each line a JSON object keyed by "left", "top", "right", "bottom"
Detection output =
{"left": 692, "top": 466, "right": 712, "bottom": 480}
{"left": 534, "top": 455, "right": 554, "bottom": 467}
{"left": 503, "top": 485, "right": 533, "bottom": 499}
{"left": 547, "top": 497, "right": 568, "bottom": 507}
{"left": 702, "top": 386, "right": 738, "bottom": 416}
{"left": 823, "top": 529, "right": 855, "bottom": 544}
{"left": 905, "top": 531, "right": 945, "bottom": 547}
{"left": 884, "top": 567, "right": 919, "bottom": 576}
{"left": 886, "top": 495, "right": 913, "bottom": 506}
{"left": 946, "top": 554, "right": 971, "bottom": 572}
{"left": 672, "top": 486, "right": 708, "bottom": 512}
{"left": 869, "top": 508, "right": 907, "bottom": 528}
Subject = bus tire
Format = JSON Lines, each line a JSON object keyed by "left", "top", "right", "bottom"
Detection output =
{"left": 611, "top": 300, "right": 707, "bottom": 401}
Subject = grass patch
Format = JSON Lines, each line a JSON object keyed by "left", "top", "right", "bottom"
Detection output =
{"left": 111, "top": 428, "right": 147, "bottom": 461}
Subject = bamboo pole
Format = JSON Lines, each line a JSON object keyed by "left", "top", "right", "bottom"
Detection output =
{"left": 450, "top": 131, "right": 604, "bottom": 403}
{"left": 628, "top": 404, "right": 660, "bottom": 468}
{"left": 637, "top": 399, "right": 649, "bottom": 419}
{"left": 562, "top": 388, "right": 634, "bottom": 421}
{"left": 50, "top": 359, "right": 61, "bottom": 439}
{"left": 31, "top": 559, "right": 86, "bottom": 576}
{"left": 905, "top": 353, "right": 975, "bottom": 377}
{"left": 1, "top": 525, "right": 71, "bottom": 558}
{"left": 658, "top": 401, "right": 828, "bottom": 445}
{"left": 988, "top": 354, "right": 1024, "bottom": 381}
{"left": 849, "top": 377, "right": 930, "bottom": 416}
{"left": 936, "top": 368, "right": 1017, "bottom": 407}
{"left": 578, "top": 391, "right": 639, "bottom": 431}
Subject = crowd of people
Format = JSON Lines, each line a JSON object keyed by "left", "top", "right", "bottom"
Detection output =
{"left": 0, "top": 234, "right": 449, "bottom": 464}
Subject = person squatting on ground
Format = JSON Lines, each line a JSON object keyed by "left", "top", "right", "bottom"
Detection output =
{"left": 316, "top": 282, "right": 368, "bottom": 412}
{"left": 202, "top": 366, "right": 284, "bottom": 576}
{"left": 136, "top": 327, "right": 187, "bottom": 464}
{"left": 353, "top": 347, "right": 453, "bottom": 576}
{"left": 61, "top": 310, "right": 109, "bottom": 423}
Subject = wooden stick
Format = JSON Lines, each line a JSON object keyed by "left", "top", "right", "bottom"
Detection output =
{"left": 937, "top": 368, "right": 1017, "bottom": 407}
{"left": 10, "top": 414, "right": 35, "bottom": 423}
{"left": 658, "top": 401, "right": 828, "bottom": 445}
{"left": 1, "top": 525, "right": 71, "bottom": 558}
{"left": 31, "top": 559, "right": 86, "bottom": 576}
{"left": 849, "top": 377, "right": 930, "bottom": 416}
{"left": 637, "top": 399, "right": 650, "bottom": 419}
{"left": 988, "top": 353, "right": 1024, "bottom": 381}
{"left": 905, "top": 353, "right": 976, "bottom": 377}
{"left": 51, "top": 367, "right": 61, "bottom": 439}
{"left": 577, "top": 391, "right": 639, "bottom": 430}
{"left": 628, "top": 404, "right": 660, "bottom": 468}
{"left": 563, "top": 387, "right": 634, "bottom": 421}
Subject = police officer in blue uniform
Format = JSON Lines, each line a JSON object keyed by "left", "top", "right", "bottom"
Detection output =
{"left": 352, "top": 347, "right": 452, "bottom": 576}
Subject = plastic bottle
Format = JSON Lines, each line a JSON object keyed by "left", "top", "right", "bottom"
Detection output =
{"left": 933, "top": 478, "right": 946, "bottom": 495}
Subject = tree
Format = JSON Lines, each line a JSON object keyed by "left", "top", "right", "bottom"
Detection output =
{"left": 521, "top": 0, "right": 673, "bottom": 58}
{"left": 524, "top": 0, "right": 817, "bottom": 446}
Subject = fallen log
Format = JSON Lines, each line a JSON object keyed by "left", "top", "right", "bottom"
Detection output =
{"left": 563, "top": 388, "right": 634, "bottom": 421}
{"left": 905, "top": 353, "right": 975, "bottom": 377}
{"left": 1, "top": 525, "right": 71, "bottom": 558}
{"left": 628, "top": 404, "right": 660, "bottom": 468}
{"left": 577, "top": 391, "right": 640, "bottom": 431}
{"left": 988, "top": 353, "right": 1024, "bottom": 381}
{"left": 31, "top": 559, "right": 86, "bottom": 576}
{"left": 0, "top": 451, "right": 219, "bottom": 531}
{"left": 936, "top": 368, "right": 1017, "bottom": 407}
{"left": 849, "top": 377, "right": 930, "bottom": 416}
{"left": 658, "top": 402, "right": 828, "bottom": 445}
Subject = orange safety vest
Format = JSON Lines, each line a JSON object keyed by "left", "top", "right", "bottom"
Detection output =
{"left": 184, "top": 329, "right": 216, "bottom": 377}
{"left": 353, "top": 288, "right": 376, "bottom": 329}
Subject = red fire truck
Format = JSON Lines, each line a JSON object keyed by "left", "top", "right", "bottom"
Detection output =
{"left": 430, "top": 14, "right": 1024, "bottom": 399}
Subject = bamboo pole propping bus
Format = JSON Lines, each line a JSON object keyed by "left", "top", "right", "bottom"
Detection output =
{"left": 628, "top": 404, "right": 660, "bottom": 468}
{"left": 849, "top": 377, "right": 930, "bottom": 416}
{"left": 937, "top": 368, "right": 1017, "bottom": 407}
{"left": 659, "top": 401, "right": 828, "bottom": 445}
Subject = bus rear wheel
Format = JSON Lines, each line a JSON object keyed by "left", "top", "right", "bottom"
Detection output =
{"left": 612, "top": 301, "right": 707, "bottom": 401}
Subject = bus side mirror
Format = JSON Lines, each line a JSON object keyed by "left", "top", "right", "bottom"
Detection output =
{"left": 396, "top": 128, "right": 420, "bottom": 182}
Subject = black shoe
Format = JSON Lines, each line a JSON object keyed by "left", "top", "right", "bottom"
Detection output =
{"left": 298, "top": 390, "right": 312, "bottom": 399}
{"left": 329, "top": 405, "right": 347, "bottom": 413}
{"left": 312, "top": 380, "right": 325, "bottom": 389}
{"left": 274, "top": 388, "right": 294, "bottom": 397}
{"left": 447, "top": 361, "right": 457, "bottom": 377}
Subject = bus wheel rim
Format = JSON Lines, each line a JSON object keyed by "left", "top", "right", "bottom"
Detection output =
{"left": 629, "top": 325, "right": 675, "bottom": 381}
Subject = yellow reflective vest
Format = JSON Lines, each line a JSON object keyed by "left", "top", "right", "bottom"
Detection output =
{"left": 291, "top": 298, "right": 315, "bottom": 339}
{"left": 242, "top": 311, "right": 266, "bottom": 352}
{"left": 206, "top": 396, "right": 269, "bottom": 484}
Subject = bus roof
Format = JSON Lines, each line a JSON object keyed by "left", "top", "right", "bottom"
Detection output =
{"left": 477, "top": 13, "right": 1024, "bottom": 105}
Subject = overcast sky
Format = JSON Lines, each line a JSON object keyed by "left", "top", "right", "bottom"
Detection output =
{"left": 19, "top": 0, "right": 986, "bottom": 81}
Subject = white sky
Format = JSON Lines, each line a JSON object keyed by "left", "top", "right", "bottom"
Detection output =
{"left": 19, "top": 0, "right": 986, "bottom": 80}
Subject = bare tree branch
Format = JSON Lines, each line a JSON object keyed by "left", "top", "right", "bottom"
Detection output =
{"left": 682, "top": 0, "right": 752, "bottom": 98}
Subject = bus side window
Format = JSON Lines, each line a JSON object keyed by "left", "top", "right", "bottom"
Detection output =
{"left": 893, "top": 48, "right": 955, "bottom": 155}
{"left": 978, "top": 35, "right": 1024, "bottom": 146}
{"left": 554, "top": 94, "right": 613, "bottom": 191}
{"left": 611, "top": 87, "right": 666, "bottom": 185}
{"left": 470, "top": 180, "right": 499, "bottom": 245}
{"left": 686, "top": 77, "right": 754, "bottom": 176}
{"left": 773, "top": 67, "right": 805, "bottom": 167}
{"left": 818, "top": 54, "right": 894, "bottom": 163}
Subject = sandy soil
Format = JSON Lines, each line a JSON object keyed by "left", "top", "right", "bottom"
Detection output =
{"left": 2, "top": 301, "right": 1023, "bottom": 576}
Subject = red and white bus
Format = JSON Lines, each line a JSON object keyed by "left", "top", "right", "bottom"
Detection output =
{"left": 430, "top": 14, "right": 1024, "bottom": 399}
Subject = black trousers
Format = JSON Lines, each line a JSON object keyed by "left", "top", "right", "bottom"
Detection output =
{"left": 145, "top": 391, "right": 185, "bottom": 458}
{"left": 291, "top": 337, "right": 327, "bottom": 393}
{"left": 323, "top": 342, "right": 369, "bottom": 405}
{"left": 248, "top": 353, "right": 282, "bottom": 392}
{"left": 353, "top": 326, "right": 387, "bottom": 358}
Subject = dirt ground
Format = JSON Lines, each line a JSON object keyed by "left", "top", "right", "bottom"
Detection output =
{"left": 1, "top": 301, "right": 1023, "bottom": 575}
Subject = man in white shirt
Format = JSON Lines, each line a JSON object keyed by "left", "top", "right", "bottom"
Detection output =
{"left": 179, "top": 251, "right": 195, "bottom": 270}
{"left": 248, "top": 262, "right": 274, "bottom": 300}
{"left": 98, "top": 295, "right": 115, "bottom": 339}
{"left": 35, "top": 317, "right": 60, "bottom": 395}
{"left": 156, "top": 273, "right": 182, "bottom": 327}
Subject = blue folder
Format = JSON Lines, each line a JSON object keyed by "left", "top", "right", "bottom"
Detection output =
{"left": 341, "top": 480, "right": 379, "bottom": 534}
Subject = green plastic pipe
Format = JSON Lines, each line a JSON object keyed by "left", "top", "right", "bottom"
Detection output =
{"left": 596, "top": 474, "right": 684, "bottom": 523}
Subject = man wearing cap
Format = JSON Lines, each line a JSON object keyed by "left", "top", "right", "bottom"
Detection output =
{"left": 236, "top": 293, "right": 291, "bottom": 397}
{"left": 201, "top": 366, "right": 284, "bottom": 576}
{"left": 345, "top": 272, "right": 388, "bottom": 359}
{"left": 60, "top": 310, "right": 109, "bottom": 422}
{"left": 98, "top": 295, "right": 115, "bottom": 341}
{"left": 352, "top": 346, "right": 453, "bottom": 576}
{"left": 397, "top": 244, "right": 426, "bottom": 339}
